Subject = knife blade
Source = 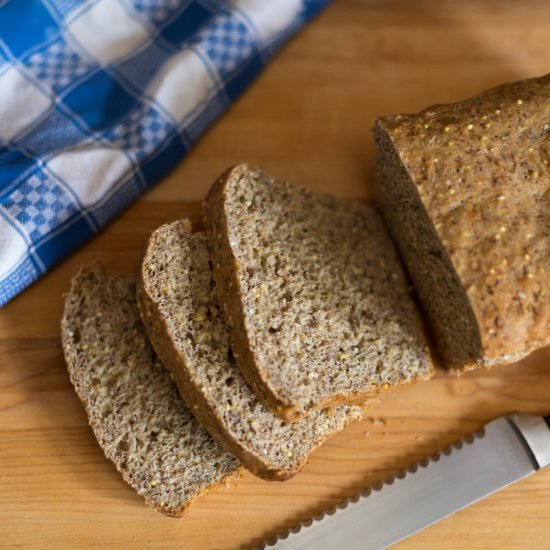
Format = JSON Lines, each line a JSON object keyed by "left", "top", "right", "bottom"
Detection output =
{"left": 260, "top": 413, "right": 550, "bottom": 550}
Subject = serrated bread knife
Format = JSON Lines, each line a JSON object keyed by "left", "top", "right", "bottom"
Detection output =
{"left": 259, "top": 413, "right": 550, "bottom": 550}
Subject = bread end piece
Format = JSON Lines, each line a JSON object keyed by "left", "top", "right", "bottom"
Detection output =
{"left": 374, "top": 73, "right": 550, "bottom": 370}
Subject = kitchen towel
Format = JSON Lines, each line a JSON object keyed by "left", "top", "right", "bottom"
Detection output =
{"left": 0, "top": 0, "right": 329, "bottom": 306}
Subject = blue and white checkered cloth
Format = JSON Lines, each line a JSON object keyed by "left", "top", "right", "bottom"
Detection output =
{"left": 0, "top": 0, "right": 329, "bottom": 306}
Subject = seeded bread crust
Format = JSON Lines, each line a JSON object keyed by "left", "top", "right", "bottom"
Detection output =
{"left": 203, "top": 165, "right": 434, "bottom": 421}
{"left": 137, "top": 219, "right": 364, "bottom": 480}
{"left": 375, "top": 73, "right": 550, "bottom": 371}
{"left": 61, "top": 263, "right": 239, "bottom": 516}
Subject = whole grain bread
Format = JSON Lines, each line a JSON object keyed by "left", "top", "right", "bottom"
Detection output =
{"left": 374, "top": 73, "right": 550, "bottom": 371}
{"left": 202, "top": 165, "right": 434, "bottom": 421}
{"left": 61, "top": 263, "right": 239, "bottom": 517}
{"left": 137, "top": 219, "right": 364, "bottom": 480}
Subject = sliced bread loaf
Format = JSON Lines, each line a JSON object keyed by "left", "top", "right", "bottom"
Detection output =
{"left": 137, "top": 219, "right": 364, "bottom": 480}
{"left": 202, "top": 165, "right": 434, "bottom": 421}
{"left": 374, "top": 73, "right": 550, "bottom": 371}
{"left": 61, "top": 263, "right": 239, "bottom": 517}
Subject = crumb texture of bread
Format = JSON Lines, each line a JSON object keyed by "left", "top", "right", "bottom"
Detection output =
{"left": 137, "top": 220, "right": 363, "bottom": 480}
{"left": 60, "top": 263, "right": 239, "bottom": 517}
{"left": 375, "top": 73, "right": 550, "bottom": 370}
{"left": 203, "top": 165, "right": 433, "bottom": 419}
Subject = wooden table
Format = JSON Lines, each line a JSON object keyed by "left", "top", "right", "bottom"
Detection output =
{"left": 2, "top": 1, "right": 549, "bottom": 548}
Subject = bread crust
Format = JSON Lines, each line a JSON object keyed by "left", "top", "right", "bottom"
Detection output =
{"left": 137, "top": 220, "right": 363, "bottom": 478}
{"left": 376, "top": 73, "right": 550, "bottom": 369}
{"left": 203, "top": 165, "right": 434, "bottom": 421}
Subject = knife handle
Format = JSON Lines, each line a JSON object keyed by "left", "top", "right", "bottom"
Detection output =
{"left": 508, "top": 413, "right": 550, "bottom": 469}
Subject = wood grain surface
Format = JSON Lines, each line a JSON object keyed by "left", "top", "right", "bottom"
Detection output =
{"left": 1, "top": 1, "right": 550, "bottom": 548}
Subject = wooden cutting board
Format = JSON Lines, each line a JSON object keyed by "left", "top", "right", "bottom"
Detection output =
{"left": 1, "top": 1, "right": 549, "bottom": 548}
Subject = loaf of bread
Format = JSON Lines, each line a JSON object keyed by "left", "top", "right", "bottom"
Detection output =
{"left": 137, "top": 219, "right": 364, "bottom": 480}
{"left": 203, "top": 164, "right": 434, "bottom": 421}
{"left": 61, "top": 263, "right": 240, "bottom": 516}
{"left": 374, "top": 73, "right": 550, "bottom": 371}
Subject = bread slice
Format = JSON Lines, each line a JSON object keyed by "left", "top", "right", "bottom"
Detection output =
{"left": 374, "top": 73, "right": 550, "bottom": 371}
{"left": 202, "top": 165, "right": 434, "bottom": 421}
{"left": 137, "top": 219, "right": 364, "bottom": 480}
{"left": 61, "top": 263, "right": 239, "bottom": 517}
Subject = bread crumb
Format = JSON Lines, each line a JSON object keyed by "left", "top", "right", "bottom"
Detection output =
{"left": 369, "top": 417, "right": 386, "bottom": 426}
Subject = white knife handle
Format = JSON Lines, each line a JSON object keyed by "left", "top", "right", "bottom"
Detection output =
{"left": 508, "top": 413, "right": 550, "bottom": 469}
